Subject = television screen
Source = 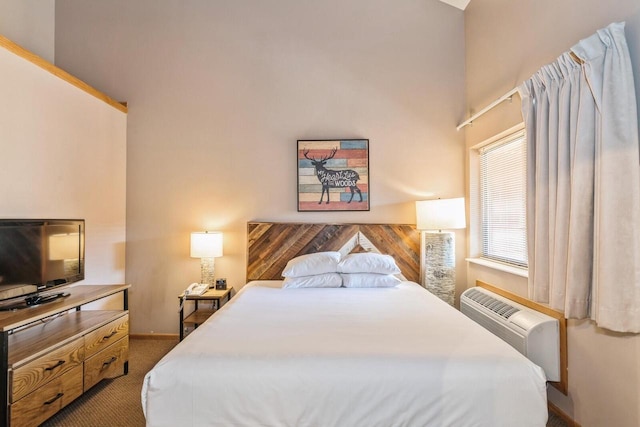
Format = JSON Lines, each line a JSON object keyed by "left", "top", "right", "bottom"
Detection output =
{"left": 0, "top": 219, "right": 84, "bottom": 304}
{"left": 43, "top": 221, "right": 84, "bottom": 287}
{"left": 0, "top": 222, "right": 42, "bottom": 287}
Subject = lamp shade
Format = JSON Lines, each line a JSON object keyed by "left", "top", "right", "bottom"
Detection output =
{"left": 416, "top": 198, "right": 466, "bottom": 230}
{"left": 190, "top": 231, "right": 223, "bottom": 258}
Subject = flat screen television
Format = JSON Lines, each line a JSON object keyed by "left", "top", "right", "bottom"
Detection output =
{"left": 0, "top": 219, "right": 84, "bottom": 309}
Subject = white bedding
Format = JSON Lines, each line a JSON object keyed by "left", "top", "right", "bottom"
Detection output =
{"left": 142, "top": 281, "right": 548, "bottom": 427}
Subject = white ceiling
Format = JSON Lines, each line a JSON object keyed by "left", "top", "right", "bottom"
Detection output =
{"left": 439, "top": 0, "right": 471, "bottom": 11}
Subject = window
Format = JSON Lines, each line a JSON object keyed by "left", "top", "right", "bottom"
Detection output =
{"left": 478, "top": 129, "right": 527, "bottom": 268}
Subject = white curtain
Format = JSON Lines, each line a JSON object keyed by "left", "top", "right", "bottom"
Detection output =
{"left": 518, "top": 22, "right": 640, "bottom": 333}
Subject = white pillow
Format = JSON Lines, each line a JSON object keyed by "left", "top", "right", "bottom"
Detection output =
{"left": 341, "top": 273, "right": 401, "bottom": 288}
{"left": 337, "top": 253, "right": 401, "bottom": 275}
{"left": 282, "top": 273, "right": 343, "bottom": 289}
{"left": 281, "top": 251, "right": 341, "bottom": 277}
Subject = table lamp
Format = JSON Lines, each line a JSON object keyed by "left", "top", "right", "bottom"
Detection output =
{"left": 190, "top": 231, "right": 223, "bottom": 287}
{"left": 415, "top": 198, "right": 466, "bottom": 305}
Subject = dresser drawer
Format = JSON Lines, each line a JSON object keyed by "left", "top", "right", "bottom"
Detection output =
{"left": 10, "top": 364, "right": 83, "bottom": 427}
{"left": 84, "top": 335, "right": 129, "bottom": 391}
{"left": 84, "top": 313, "right": 129, "bottom": 358}
{"left": 10, "top": 337, "right": 84, "bottom": 403}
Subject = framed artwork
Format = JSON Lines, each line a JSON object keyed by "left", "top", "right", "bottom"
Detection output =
{"left": 297, "top": 139, "right": 369, "bottom": 212}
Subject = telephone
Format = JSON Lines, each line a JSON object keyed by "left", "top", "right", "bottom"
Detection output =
{"left": 185, "top": 283, "right": 208, "bottom": 296}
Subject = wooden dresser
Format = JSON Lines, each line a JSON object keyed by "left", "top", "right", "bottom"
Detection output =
{"left": 0, "top": 284, "right": 130, "bottom": 427}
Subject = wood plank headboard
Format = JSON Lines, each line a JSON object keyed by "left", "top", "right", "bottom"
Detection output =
{"left": 247, "top": 222, "right": 420, "bottom": 282}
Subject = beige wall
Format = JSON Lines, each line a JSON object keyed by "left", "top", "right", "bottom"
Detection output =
{"left": 53, "top": 0, "right": 467, "bottom": 335}
{"left": 0, "top": 42, "right": 127, "bottom": 289}
{"left": 0, "top": 0, "right": 55, "bottom": 62}
{"left": 464, "top": 1, "right": 640, "bottom": 425}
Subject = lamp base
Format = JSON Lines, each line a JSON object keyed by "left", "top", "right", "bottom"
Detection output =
{"left": 421, "top": 231, "right": 455, "bottom": 305}
{"left": 200, "top": 257, "right": 215, "bottom": 287}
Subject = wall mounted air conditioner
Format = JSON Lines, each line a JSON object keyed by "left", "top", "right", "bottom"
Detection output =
{"left": 460, "top": 287, "right": 560, "bottom": 381}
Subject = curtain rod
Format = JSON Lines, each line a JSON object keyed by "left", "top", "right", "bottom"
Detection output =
{"left": 456, "top": 87, "right": 519, "bottom": 131}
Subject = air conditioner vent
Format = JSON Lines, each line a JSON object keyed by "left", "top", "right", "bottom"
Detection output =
{"left": 460, "top": 286, "right": 561, "bottom": 382}
{"left": 464, "top": 288, "right": 520, "bottom": 319}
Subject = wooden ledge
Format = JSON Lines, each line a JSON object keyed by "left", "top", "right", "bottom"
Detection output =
{"left": 0, "top": 34, "right": 128, "bottom": 113}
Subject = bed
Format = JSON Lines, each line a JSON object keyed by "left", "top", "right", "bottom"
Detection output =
{"left": 142, "top": 223, "right": 548, "bottom": 427}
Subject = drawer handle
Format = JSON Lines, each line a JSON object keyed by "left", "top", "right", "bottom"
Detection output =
{"left": 44, "top": 392, "right": 64, "bottom": 405}
{"left": 102, "top": 356, "right": 118, "bottom": 369}
{"left": 103, "top": 331, "right": 118, "bottom": 340}
{"left": 45, "top": 360, "right": 66, "bottom": 371}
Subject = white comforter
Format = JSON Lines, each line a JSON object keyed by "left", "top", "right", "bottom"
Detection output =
{"left": 142, "top": 281, "right": 547, "bottom": 427}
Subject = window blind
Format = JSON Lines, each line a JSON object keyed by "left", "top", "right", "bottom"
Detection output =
{"left": 479, "top": 131, "right": 527, "bottom": 267}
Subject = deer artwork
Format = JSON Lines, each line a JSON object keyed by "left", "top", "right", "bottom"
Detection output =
{"left": 304, "top": 147, "right": 363, "bottom": 204}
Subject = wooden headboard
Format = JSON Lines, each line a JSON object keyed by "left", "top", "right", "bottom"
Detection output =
{"left": 247, "top": 222, "right": 420, "bottom": 282}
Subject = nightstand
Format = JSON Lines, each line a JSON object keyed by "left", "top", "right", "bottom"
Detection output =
{"left": 179, "top": 287, "right": 232, "bottom": 341}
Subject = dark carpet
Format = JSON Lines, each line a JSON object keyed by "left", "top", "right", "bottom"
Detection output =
{"left": 42, "top": 338, "right": 177, "bottom": 427}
